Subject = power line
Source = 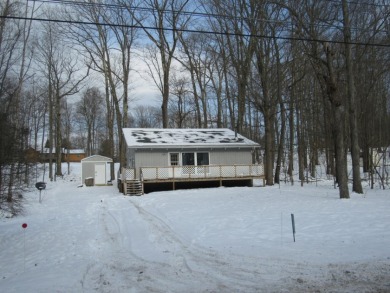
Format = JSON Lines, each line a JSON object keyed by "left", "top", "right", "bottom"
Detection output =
{"left": 31, "top": 0, "right": 390, "bottom": 10}
{"left": 29, "top": 0, "right": 390, "bottom": 34}
{"left": 322, "top": 0, "right": 390, "bottom": 7}
{"left": 2, "top": 14, "right": 389, "bottom": 48}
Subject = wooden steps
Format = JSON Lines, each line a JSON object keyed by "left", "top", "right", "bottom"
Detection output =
{"left": 124, "top": 179, "right": 143, "bottom": 196}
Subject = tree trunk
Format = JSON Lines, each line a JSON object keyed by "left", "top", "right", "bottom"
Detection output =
{"left": 342, "top": 0, "right": 363, "bottom": 194}
{"left": 161, "top": 62, "right": 170, "bottom": 128}
{"left": 288, "top": 96, "right": 295, "bottom": 184}
{"left": 273, "top": 37, "right": 285, "bottom": 185}
{"left": 48, "top": 76, "right": 54, "bottom": 181}
{"left": 105, "top": 75, "right": 115, "bottom": 180}
{"left": 264, "top": 110, "right": 275, "bottom": 186}
{"left": 324, "top": 45, "right": 349, "bottom": 199}
{"left": 55, "top": 91, "right": 62, "bottom": 177}
{"left": 275, "top": 102, "right": 286, "bottom": 184}
{"left": 296, "top": 106, "right": 305, "bottom": 184}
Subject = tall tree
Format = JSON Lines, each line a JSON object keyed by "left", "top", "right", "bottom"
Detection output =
{"left": 285, "top": 0, "right": 350, "bottom": 198}
{"left": 76, "top": 87, "right": 104, "bottom": 156}
{"left": 0, "top": 0, "right": 35, "bottom": 214}
{"left": 66, "top": 0, "right": 138, "bottom": 170}
{"left": 36, "top": 18, "right": 88, "bottom": 178}
{"left": 341, "top": 0, "right": 363, "bottom": 194}
{"left": 205, "top": 0, "right": 259, "bottom": 133}
{"left": 132, "top": 0, "right": 191, "bottom": 128}
{"left": 178, "top": 32, "right": 211, "bottom": 128}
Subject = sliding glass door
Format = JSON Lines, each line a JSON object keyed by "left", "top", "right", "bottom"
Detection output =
{"left": 169, "top": 152, "right": 210, "bottom": 176}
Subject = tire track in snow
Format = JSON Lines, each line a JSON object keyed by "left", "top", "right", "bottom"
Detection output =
{"left": 82, "top": 197, "right": 390, "bottom": 293}
{"left": 129, "top": 199, "right": 282, "bottom": 291}
{"left": 81, "top": 198, "right": 216, "bottom": 292}
{"left": 128, "top": 199, "right": 390, "bottom": 292}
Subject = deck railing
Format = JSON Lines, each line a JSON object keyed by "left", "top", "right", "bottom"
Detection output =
{"left": 122, "top": 164, "right": 264, "bottom": 182}
{"left": 121, "top": 167, "right": 136, "bottom": 181}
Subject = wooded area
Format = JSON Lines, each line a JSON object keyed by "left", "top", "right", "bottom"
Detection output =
{"left": 0, "top": 0, "right": 389, "bottom": 214}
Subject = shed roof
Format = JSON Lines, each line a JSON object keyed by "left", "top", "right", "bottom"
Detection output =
{"left": 123, "top": 128, "right": 259, "bottom": 148}
{"left": 81, "top": 155, "right": 113, "bottom": 163}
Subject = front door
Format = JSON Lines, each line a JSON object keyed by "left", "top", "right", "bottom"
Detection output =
{"left": 94, "top": 163, "right": 106, "bottom": 185}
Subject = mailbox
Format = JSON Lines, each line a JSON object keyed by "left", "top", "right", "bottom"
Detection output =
{"left": 35, "top": 182, "right": 46, "bottom": 191}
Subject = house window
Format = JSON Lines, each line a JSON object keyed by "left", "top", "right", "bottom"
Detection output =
{"left": 197, "top": 152, "right": 209, "bottom": 165}
{"left": 182, "top": 153, "right": 195, "bottom": 166}
{"left": 182, "top": 152, "right": 209, "bottom": 166}
{"left": 170, "top": 153, "right": 179, "bottom": 166}
{"left": 170, "top": 152, "right": 210, "bottom": 167}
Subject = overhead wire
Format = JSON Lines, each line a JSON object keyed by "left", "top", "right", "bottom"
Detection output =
{"left": 2, "top": 14, "right": 389, "bottom": 48}
{"left": 3, "top": 0, "right": 389, "bottom": 48}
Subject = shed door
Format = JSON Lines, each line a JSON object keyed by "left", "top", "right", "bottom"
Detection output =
{"left": 94, "top": 163, "right": 106, "bottom": 185}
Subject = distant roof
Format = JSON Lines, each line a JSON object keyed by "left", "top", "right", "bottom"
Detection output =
{"left": 42, "top": 148, "right": 85, "bottom": 154}
{"left": 81, "top": 155, "right": 113, "bottom": 162}
{"left": 65, "top": 149, "right": 85, "bottom": 154}
{"left": 123, "top": 128, "right": 259, "bottom": 148}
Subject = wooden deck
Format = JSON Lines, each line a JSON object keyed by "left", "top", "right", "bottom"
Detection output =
{"left": 120, "top": 164, "right": 265, "bottom": 194}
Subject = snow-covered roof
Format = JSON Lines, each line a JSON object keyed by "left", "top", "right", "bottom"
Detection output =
{"left": 123, "top": 128, "right": 259, "bottom": 148}
{"left": 65, "top": 149, "right": 85, "bottom": 154}
{"left": 41, "top": 148, "right": 85, "bottom": 154}
{"left": 81, "top": 155, "right": 113, "bottom": 162}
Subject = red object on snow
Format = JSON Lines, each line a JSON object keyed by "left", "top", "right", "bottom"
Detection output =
{"left": 22, "top": 223, "right": 27, "bottom": 229}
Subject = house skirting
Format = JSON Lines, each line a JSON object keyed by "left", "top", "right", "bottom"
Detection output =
{"left": 142, "top": 178, "right": 256, "bottom": 194}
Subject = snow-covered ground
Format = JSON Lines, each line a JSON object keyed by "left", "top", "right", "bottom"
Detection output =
{"left": 1, "top": 164, "right": 389, "bottom": 292}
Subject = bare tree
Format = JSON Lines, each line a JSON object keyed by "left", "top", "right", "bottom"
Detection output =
{"left": 76, "top": 87, "right": 105, "bottom": 156}
{"left": 36, "top": 17, "right": 88, "bottom": 179}
{"left": 207, "top": 44, "right": 225, "bottom": 128}
{"left": 341, "top": 0, "right": 363, "bottom": 194}
{"left": 65, "top": 0, "right": 138, "bottom": 170}
{"left": 0, "top": 0, "right": 36, "bottom": 214}
{"left": 178, "top": 32, "right": 212, "bottom": 128}
{"left": 204, "top": 0, "right": 259, "bottom": 133}
{"left": 131, "top": 0, "right": 191, "bottom": 128}
{"left": 132, "top": 104, "right": 161, "bottom": 128}
{"left": 168, "top": 74, "right": 195, "bottom": 128}
{"left": 287, "top": 0, "right": 350, "bottom": 198}
{"left": 62, "top": 99, "right": 73, "bottom": 175}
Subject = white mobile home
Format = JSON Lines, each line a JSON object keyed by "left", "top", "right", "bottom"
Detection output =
{"left": 121, "top": 128, "right": 264, "bottom": 195}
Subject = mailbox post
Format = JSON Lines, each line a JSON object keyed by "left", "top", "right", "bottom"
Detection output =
{"left": 35, "top": 182, "right": 46, "bottom": 203}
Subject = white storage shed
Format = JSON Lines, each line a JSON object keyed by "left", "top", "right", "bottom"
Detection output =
{"left": 81, "top": 155, "right": 113, "bottom": 186}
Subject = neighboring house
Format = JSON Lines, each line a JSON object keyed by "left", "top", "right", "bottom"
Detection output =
{"left": 40, "top": 148, "right": 86, "bottom": 163}
{"left": 62, "top": 149, "right": 86, "bottom": 162}
{"left": 24, "top": 147, "right": 40, "bottom": 163}
{"left": 40, "top": 148, "right": 57, "bottom": 162}
{"left": 120, "top": 128, "right": 264, "bottom": 195}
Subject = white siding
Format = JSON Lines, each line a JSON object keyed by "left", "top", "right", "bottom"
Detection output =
{"left": 135, "top": 152, "right": 168, "bottom": 168}
{"left": 134, "top": 149, "right": 252, "bottom": 167}
{"left": 211, "top": 150, "right": 252, "bottom": 165}
{"left": 81, "top": 162, "right": 95, "bottom": 183}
